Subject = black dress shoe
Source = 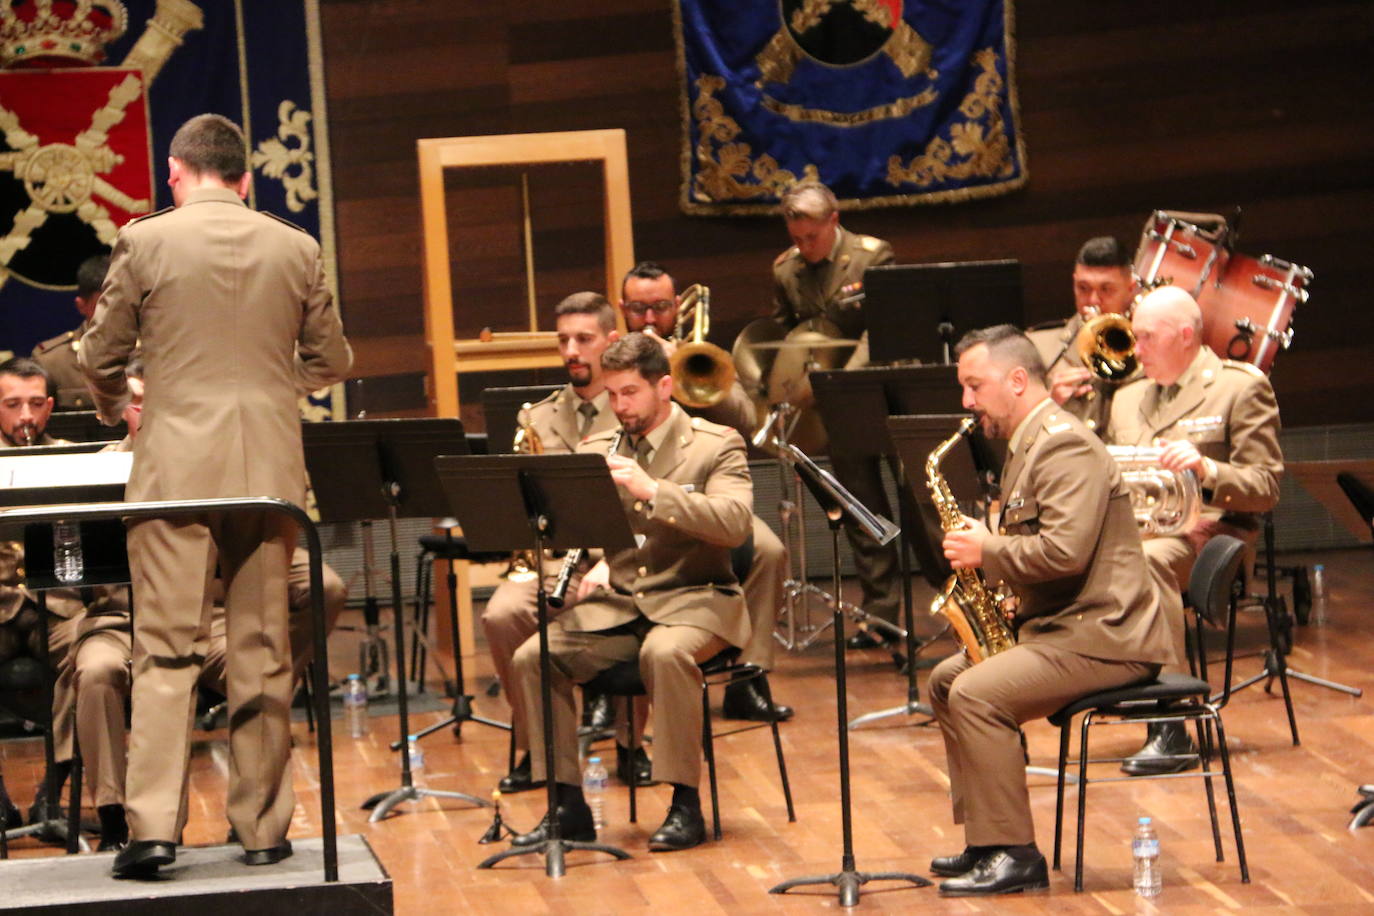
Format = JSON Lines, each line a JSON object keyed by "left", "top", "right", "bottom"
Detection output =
{"left": 930, "top": 845, "right": 994, "bottom": 877}
{"left": 1121, "top": 722, "right": 1200, "bottom": 776}
{"left": 721, "top": 677, "right": 794, "bottom": 722}
{"left": 615, "top": 744, "right": 657, "bottom": 787}
{"left": 845, "top": 629, "right": 893, "bottom": 651}
{"left": 498, "top": 753, "right": 546, "bottom": 794}
{"left": 648, "top": 804, "right": 706, "bottom": 852}
{"left": 938, "top": 849, "right": 1049, "bottom": 897}
{"left": 0, "top": 795, "right": 20, "bottom": 830}
{"left": 511, "top": 800, "right": 596, "bottom": 846}
{"left": 112, "top": 840, "right": 176, "bottom": 878}
{"left": 244, "top": 839, "right": 293, "bottom": 866}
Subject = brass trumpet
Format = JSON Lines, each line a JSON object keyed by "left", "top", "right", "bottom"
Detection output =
{"left": 1074, "top": 306, "right": 1137, "bottom": 382}
{"left": 670, "top": 284, "right": 736, "bottom": 408}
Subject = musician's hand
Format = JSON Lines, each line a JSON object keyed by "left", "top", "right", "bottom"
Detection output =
{"left": 643, "top": 327, "right": 678, "bottom": 360}
{"left": 576, "top": 559, "right": 610, "bottom": 602}
{"left": 1157, "top": 438, "right": 1206, "bottom": 477}
{"left": 607, "top": 454, "right": 660, "bottom": 502}
{"left": 943, "top": 515, "right": 990, "bottom": 569}
{"left": 1048, "top": 367, "right": 1094, "bottom": 405}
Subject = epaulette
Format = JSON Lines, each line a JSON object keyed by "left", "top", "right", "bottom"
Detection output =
{"left": 263, "top": 211, "right": 310, "bottom": 234}
{"left": 687, "top": 415, "right": 730, "bottom": 438}
{"left": 773, "top": 246, "right": 799, "bottom": 267}
{"left": 1026, "top": 317, "right": 1069, "bottom": 332}
{"left": 1221, "top": 359, "right": 1266, "bottom": 379}
{"left": 534, "top": 387, "right": 563, "bottom": 408}
{"left": 129, "top": 206, "right": 173, "bottom": 225}
{"left": 32, "top": 330, "right": 76, "bottom": 354}
{"left": 858, "top": 235, "right": 883, "bottom": 252}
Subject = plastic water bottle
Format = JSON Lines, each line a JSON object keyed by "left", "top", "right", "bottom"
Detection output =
{"left": 407, "top": 735, "right": 424, "bottom": 784}
{"left": 1132, "top": 816, "right": 1161, "bottom": 898}
{"left": 343, "top": 674, "right": 369, "bottom": 738}
{"left": 582, "top": 756, "right": 608, "bottom": 830}
{"left": 1311, "top": 564, "right": 1328, "bottom": 626}
{"left": 53, "top": 521, "right": 83, "bottom": 583}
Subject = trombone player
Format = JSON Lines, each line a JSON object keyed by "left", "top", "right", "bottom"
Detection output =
{"left": 1026, "top": 236, "right": 1141, "bottom": 432}
{"left": 619, "top": 262, "right": 793, "bottom": 722}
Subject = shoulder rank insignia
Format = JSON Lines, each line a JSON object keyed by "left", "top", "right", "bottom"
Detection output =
{"left": 1221, "top": 359, "right": 1266, "bottom": 378}
{"left": 263, "top": 211, "right": 310, "bottom": 234}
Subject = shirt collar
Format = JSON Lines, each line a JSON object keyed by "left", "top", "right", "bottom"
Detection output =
{"left": 1007, "top": 397, "right": 1057, "bottom": 456}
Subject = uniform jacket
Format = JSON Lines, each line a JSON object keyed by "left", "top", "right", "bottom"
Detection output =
{"left": 32, "top": 322, "right": 93, "bottom": 409}
{"left": 1107, "top": 346, "right": 1282, "bottom": 528}
{"left": 520, "top": 384, "right": 617, "bottom": 455}
{"left": 772, "top": 226, "right": 894, "bottom": 368}
{"left": 566, "top": 407, "right": 753, "bottom": 648}
{"left": 982, "top": 401, "right": 1178, "bottom": 665}
{"left": 79, "top": 188, "right": 352, "bottom": 505}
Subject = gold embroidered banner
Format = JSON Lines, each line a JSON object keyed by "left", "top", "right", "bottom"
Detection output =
{"left": 674, "top": 0, "right": 1027, "bottom": 215}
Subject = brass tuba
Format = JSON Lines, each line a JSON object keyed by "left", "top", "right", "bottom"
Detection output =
{"left": 1074, "top": 306, "right": 1138, "bottom": 382}
{"left": 503, "top": 403, "right": 543, "bottom": 582}
{"left": 1107, "top": 445, "right": 1201, "bottom": 537}
{"left": 926, "top": 418, "right": 1016, "bottom": 664}
{"left": 670, "top": 284, "right": 736, "bottom": 408}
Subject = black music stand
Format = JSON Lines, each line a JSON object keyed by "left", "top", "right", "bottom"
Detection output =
{"left": 435, "top": 453, "right": 635, "bottom": 878}
{"left": 862, "top": 260, "right": 1022, "bottom": 365}
{"left": 769, "top": 445, "right": 927, "bottom": 906}
{"left": 302, "top": 418, "right": 494, "bottom": 821}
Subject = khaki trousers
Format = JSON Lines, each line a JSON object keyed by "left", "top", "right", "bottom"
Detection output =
{"left": 124, "top": 512, "right": 295, "bottom": 850}
{"left": 512, "top": 617, "right": 725, "bottom": 787}
{"left": 1142, "top": 535, "right": 1196, "bottom": 676}
{"left": 929, "top": 644, "right": 1158, "bottom": 847}
{"left": 739, "top": 516, "right": 786, "bottom": 671}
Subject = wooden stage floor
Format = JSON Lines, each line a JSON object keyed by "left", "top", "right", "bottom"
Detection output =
{"left": 5, "top": 547, "right": 1374, "bottom": 913}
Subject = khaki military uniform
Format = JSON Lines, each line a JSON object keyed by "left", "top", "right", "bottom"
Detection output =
{"left": 80, "top": 187, "right": 352, "bottom": 851}
{"left": 929, "top": 400, "right": 1175, "bottom": 847}
{"left": 1106, "top": 346, "right": 1283, "bottom": 672}
{"left": 32, "top": 323, "right": 94, "bottom": 410}
{"left": 1025, "top": 314, "right": 1141, "bottom": 434}
{"left": 513, "top": 406, "right": 752, "bottom": 787}
{"left": 772, "top": 226, "right": 900, "bottom": 626}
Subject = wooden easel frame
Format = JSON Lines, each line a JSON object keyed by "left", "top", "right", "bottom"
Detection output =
{"left": 417, "top": 129, "right": 636, "bottom": 419}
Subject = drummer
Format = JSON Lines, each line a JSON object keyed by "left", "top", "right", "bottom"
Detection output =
{"left": 769, "top": 182, "right": 901, "bottom": 651}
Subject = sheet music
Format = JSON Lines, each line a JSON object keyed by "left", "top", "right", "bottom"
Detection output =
{"left": 0, "top": 451, "right": 132, "bottom": 489}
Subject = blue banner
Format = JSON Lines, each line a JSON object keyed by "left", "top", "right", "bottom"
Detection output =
{"left": 675, "top": 0, "right": 1027, "bottom": 214}
{"left": 0, "top": 0, "right": 337, "bottom": 417}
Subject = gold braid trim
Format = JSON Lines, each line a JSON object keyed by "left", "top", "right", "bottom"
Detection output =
{"left": 688, "top": 74, "right": 819, "bottom": 205}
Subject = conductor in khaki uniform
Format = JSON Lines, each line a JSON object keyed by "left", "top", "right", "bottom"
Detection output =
{"left": 1025, "top": 236, "right": 1141, "bottom": 433}
{"left": 771, "top": 181, "right": 901, "bottom": 647}
{"left": 619, "top": 261, "right": 792, "bottom": 722}
{"left": 31, "top": 254, "right": 108, "bottom": 410}
{"left": 928, "top": 325, "right": 1175, "bottom": 897}
{"left": 1106, "top": 285, "right": 1282, "bottom": 775}
{"left": 509, "top": 332, "right": 753, "bottom": 853}
{"left": 80, "top": 113, "right": 352, "bottom": 878}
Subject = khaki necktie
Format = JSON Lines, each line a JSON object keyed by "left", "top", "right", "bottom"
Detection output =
{"left": 577, "top": 401, "right": 598, "bottom": 438}
{"left": 634, "top": 437, "right": 653, "bottom": 469}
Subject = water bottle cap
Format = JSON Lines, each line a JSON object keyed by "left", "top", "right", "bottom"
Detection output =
{"left": 1138, "top": 816, "right": 1151, "bottom": 824}
{"left": 1315, "top": 564, "right": 1325, "bottom": 571}
{"left": 589, "top": 757, "right": 601, "bottom": 763}
{"left": 407, "top": 735, "right": 418, "bottom": 741}
{"left": 347, "top": 673, "right": 360, "bottom": 681}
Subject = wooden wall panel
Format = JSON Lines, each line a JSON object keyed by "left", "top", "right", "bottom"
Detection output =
{"left": 320, "top": 0, "right": 1374, "bottom": 427}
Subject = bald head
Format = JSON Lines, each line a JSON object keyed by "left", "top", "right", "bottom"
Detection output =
{"left": 1132, "top": 286, "right": 1203, "bottom": 385}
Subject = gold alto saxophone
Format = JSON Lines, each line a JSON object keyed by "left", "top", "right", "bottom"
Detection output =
{"left": 926, "top": 418, "right": 1016, "bottom": 664}
{"left": 547, "top": 427, "right": 625, "bottom": 608}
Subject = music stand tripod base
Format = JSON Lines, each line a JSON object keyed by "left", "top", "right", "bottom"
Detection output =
{"left": 365, "top": 782, "right": 492, "bottom": 822}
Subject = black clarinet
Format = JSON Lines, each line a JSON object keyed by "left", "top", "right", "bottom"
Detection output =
{"left": 547, "top": 427, "right": 624, "bottom": 608}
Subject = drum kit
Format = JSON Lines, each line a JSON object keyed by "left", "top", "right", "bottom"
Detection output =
{"left": 1133, "top": 209, "right": 1312, "bottom": 374}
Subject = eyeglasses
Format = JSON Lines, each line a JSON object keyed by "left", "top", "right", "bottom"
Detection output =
{"left": 622, "top": 300, "right": 676, "bottom": 316}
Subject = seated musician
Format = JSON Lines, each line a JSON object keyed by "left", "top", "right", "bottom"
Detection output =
{"left": 31, "top": 254, "right": 107, "bottom": 410}
{"left": 618, "top": 261, "right": 792, "bottom": 722}
{"left": 770, "top": 182, "right": 901, "bottom": 649}
{"left": 481, "top": 292, "right": 652, "bottom": 793}
{"left": 509, "top": 332, "right": 753, "bottom": 852}
{"left": 930, "top": 325, "right": 1175, "bottom": 896}
{"left": 1025, "top": 236, "right": 1141, "bottom": 432}
{"left": 1105, "top": 286, "right": 1282, "bottom": 775}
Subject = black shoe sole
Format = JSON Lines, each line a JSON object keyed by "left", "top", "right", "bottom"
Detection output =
{"left": 1121, "top": 757, "right": 1201, "bottom": 776}
{"left": 112, "top": 843, "right": 176, "bottom": 879}
{"left": 244, "top": 841, "right": 293, "bottom": 866}
{"left": 939, "top": 878, "right": 1049, "bottom": 897}
{"left": 648, "top": 835, "right": 705, "bottom": 852}
{"left": 497, "top": 778, "right": 547, "bottom": 794}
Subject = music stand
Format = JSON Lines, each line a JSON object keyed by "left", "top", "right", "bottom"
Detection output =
{"left": 43, "top": 411, "right": 126, "bottom": 443}
{"left": 769, "top": 444, "right": 927, "bottom": 906}
{"left": 436, "top": 453, "right": 635, "bottom": 877}
{"left": 301, "top": 418, "right": 494, "bottom": 820}
{"left": 862, "top": 260, "right": 1022, "bottom": 365}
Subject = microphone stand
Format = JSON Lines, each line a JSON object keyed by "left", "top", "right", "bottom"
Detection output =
{"left": 769, "top": 444, "right": 929, "bottom": 906}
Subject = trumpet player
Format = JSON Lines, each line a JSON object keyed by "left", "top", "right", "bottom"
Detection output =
{"left": 481, "top": 292, "right": 654, "bottom": 793}
{"left": 1105, "top": 286, "right": 1283, "bottom": 776}
{"left": 618, "top": 262, "right": 793, "bottom": 722}
{"left": 930, "top": 326, "right": 1175, "bottom": 896}
{"left": 1026, "top": 236, "right": 1140, "bottom": 431}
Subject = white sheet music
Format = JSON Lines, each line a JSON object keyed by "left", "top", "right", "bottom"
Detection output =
{"left": 0, "top": 451, "right": 132, "bottom": 489}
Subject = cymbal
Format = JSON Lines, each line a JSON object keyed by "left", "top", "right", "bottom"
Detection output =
{"left": 746, "top": 335, "right": 861, "bottom": 350}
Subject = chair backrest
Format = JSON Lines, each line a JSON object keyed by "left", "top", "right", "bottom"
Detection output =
{"left": 1187, "top": 535, "right": 1247, "bottom": 628}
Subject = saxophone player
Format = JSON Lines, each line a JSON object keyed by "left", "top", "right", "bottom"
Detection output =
{"left": 928, "top": 325, "right": 1176, "bottom": 896}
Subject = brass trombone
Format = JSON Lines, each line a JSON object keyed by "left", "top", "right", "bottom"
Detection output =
{"left": 670, "top": 284, "right": 736, "bottom": 408}
{"left": 1074, "top": 305, "right": 1138, "bottom": 382}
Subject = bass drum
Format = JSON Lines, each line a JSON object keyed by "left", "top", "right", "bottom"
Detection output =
{"left": 1132, "top": 210, "right": 1229, "bottom": 299}
{"left": 1198, "top": 252, "right": 1311, "bottom": 374}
